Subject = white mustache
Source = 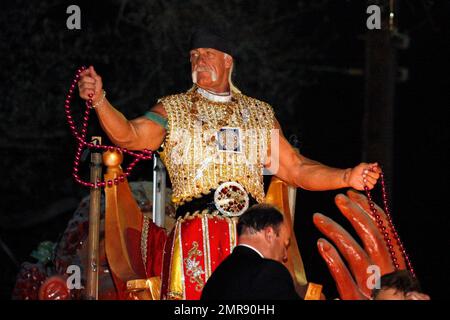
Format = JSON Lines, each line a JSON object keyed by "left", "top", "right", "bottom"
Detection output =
{"left": 192, "top": 67, "right": 218, "bottom": 83}
{"left": 195, "top": 66, "right": 212, "bottom": 72}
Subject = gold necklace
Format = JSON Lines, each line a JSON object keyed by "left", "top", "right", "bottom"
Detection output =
{"left": 189, "top": 91, "right": 237, "bottom": 130}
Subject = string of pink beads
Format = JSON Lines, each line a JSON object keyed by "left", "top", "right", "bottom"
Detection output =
{"left": 364, "top": 168, "right": 415, "bottom": 277}
{"left": 64, "top": 66, "right": 153, "bottom": 188}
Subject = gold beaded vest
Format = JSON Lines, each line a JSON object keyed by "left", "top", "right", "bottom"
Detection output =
{"left": 158, "top": 86, "right": 275, "bottom": 208}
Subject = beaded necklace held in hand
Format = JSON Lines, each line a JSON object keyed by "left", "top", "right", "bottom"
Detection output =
{"left": 64, "top": 66, "right": 153, "bottom": 188}
{"left": 364, "top": 168, "right": 415, "bottom": 277}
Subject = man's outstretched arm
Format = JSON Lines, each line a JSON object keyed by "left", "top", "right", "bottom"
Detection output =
{"left": 266, "top": 118, "right": 380, "bottom": 191}
{"left": 78, "top": 66, "right": 166, "bottom": 151}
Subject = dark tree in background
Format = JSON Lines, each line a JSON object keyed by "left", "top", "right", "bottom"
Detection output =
{"left": 0, "top": 0, "right": 448, "bottom": 299}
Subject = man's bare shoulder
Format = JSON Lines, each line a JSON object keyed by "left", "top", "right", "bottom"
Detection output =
{"left": 149, "top": 102, "right": 167, "bottom": 118}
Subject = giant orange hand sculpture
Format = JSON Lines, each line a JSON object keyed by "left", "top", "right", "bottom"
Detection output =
{"left": 313, "top": 189, "right": 408, "bottom": 300}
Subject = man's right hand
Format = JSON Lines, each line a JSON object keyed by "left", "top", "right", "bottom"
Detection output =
{"left": 78, "top": 66, "right": 104, "bottom": 105}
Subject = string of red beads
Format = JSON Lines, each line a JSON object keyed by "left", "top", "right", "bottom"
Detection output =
{"left": 364, "top": 169, "right": 415, "bottom": 277}
{"left": 65, "top": 66, "right": 153, "bottom": 188}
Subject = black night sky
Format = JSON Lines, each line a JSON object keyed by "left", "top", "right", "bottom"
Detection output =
{"left": 0, "top": 0, "right": 449, "bottom": 300}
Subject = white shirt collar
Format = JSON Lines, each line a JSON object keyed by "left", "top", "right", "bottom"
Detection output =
{"left": 197, "top": 87, "right": 232, "bottom": 103}
{"left": 237, "top": 244, "right": 264, "bottom": 258}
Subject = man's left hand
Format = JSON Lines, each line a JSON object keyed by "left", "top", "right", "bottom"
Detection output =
{"left": 346, "top": 162, "right": 381, "bottom": 190}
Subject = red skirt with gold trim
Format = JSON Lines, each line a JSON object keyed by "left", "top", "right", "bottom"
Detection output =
{"left": 160, "top": 211, "right": 237, "bottom": 300}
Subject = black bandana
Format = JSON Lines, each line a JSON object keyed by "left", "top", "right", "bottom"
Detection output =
{"left": 190, "top": 25, "right": 235, "bottom": 57}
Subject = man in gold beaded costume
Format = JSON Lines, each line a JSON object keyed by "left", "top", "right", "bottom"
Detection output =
{"left": 78, "top": 26, "right": 381, "bottom": 299}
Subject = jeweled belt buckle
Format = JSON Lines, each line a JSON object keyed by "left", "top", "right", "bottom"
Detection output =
{"left": 214, "top": 181, "right": 250, "bottom": 217}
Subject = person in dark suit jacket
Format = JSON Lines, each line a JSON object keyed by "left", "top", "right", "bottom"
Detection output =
{"left": 201, "top": 204, "right": 301, "bottom": 300}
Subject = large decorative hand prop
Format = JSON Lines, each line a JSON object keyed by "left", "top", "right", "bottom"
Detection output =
{"left": 313, "top": 189, "right": 408, "bottom": 299}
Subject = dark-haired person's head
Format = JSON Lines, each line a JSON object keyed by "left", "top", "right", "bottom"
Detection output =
{"left": 372, "top": 270, "right": 430, "bottom": 300}
{"left": 237, "top": 204, "right": 291, "bottom": 263}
